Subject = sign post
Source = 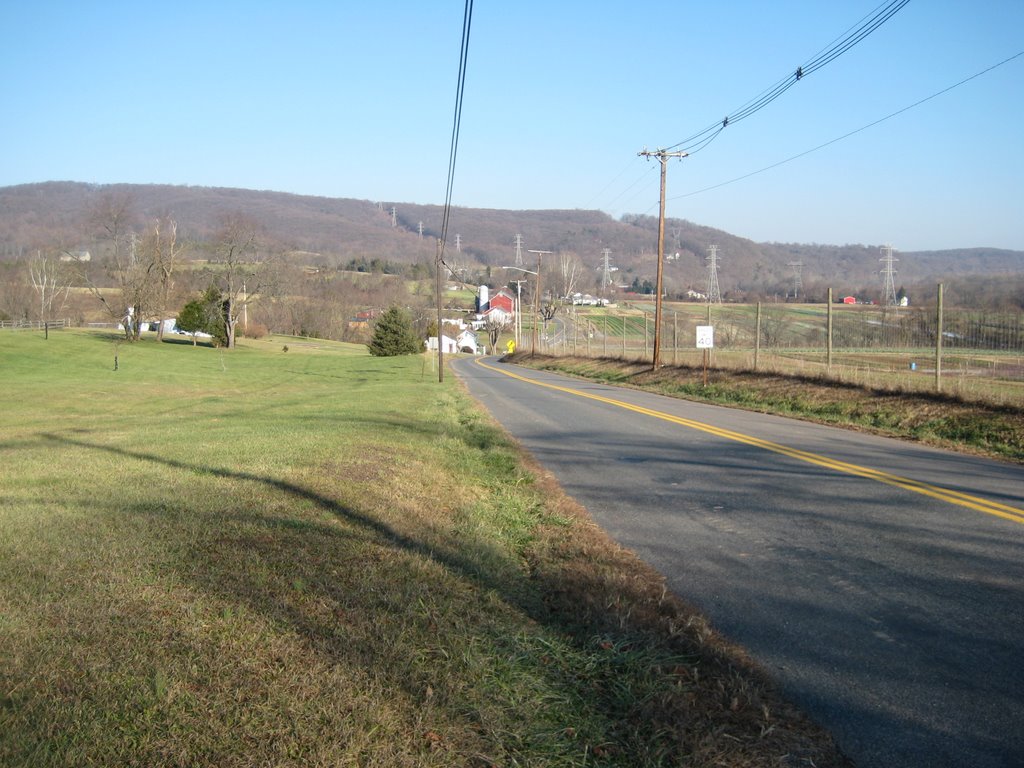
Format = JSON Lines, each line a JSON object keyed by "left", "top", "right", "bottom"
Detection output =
{"left": 696, "top": 325, "right": 714, "bottom": 387}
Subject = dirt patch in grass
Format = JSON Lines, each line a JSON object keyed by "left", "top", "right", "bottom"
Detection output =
{"left": 514, "top": 354, "right": 1024, "bottom": 463}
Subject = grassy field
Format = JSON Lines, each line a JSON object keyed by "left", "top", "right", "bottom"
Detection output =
{"left": 0, "top": 329, "right": 848, "bottom": 767}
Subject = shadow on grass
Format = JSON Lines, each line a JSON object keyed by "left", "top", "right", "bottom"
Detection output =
{"left": 159, "top": 336, "right": 216, "bottom": 348}
{"left": 34, "top": 430, "right": 851, "bottom": 767}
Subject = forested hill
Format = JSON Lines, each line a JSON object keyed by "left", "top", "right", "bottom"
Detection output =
{"left": 2, "top": 181, "right": 1021, "bottom": 299}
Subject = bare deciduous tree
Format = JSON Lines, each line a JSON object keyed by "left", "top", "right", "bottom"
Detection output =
{"left": 759, "top": 305, "right": 792, "bottom": 348}
{"left": 28, "top": 251, "right": 71, "bottom": 325}
{"left": 89, "top": 192, "right": 136, "bottom": 261}
{"left": 558, "top": 252, "right": 583, "bottom": 299}
{"left": 485, "top": 315, "right": 510, "bottom": 351}
{"left": 212, "top": 212, "right": 279, "bottom": 348}
{"left": 136, "top": 216, "right": 186, "bottom": 341}
{"left": 539, "top": 302, "right": 557, "bottom": 324}
{"left": 81, "top": 193, "right": 148, "bottom": 339}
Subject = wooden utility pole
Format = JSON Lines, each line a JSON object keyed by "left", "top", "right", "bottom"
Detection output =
{"left": 935, "top": 282, "right": 944, "bottom": 392}
{"left": 638, "top": 148, "right": 687, "bottom": 369}
{"left": 526, "top": 249, "right": 552, "bottom": 355}
{"left": 435, "top": 238, "right": 444, "bottom": 382}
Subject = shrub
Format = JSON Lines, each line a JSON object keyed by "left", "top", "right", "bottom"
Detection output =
{"left": 241, "top": 322, "right": 268, "bottom": 339}
{"left": 368, "top": 306, "right": 422, "bottom": 357}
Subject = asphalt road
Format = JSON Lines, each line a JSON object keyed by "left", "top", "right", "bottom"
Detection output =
{"left": 452, "top": 356, "right": 1024, "bottom": 768}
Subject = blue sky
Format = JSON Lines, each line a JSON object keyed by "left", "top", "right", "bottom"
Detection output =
{"left": 2, "top": 1, "right": 1022, "bottom": 251}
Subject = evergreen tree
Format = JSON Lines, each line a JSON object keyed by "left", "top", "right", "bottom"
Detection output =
{"left": 176, "top": 286, "right": 227, "bottom": 346}
{"left": 368, "top": 306, "right": 422, "bottom": 357}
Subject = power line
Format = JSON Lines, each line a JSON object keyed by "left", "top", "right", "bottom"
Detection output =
{"left": 669, "top": 50, "right": 1024, "bottom": 203}
{"left": 664, "top": 0, "right": 910, "bottom": 155}
{"left": 602, "top": 160, "right": 658, "bottom": 211}
{"left": 435, "top": 0, "right": 474, "bottom": 383}
{"left": 582, "top": 156, "right": 645, "bottom": 210}
{"left": 594, "top": 1, "right": 910, "bottom": 217}
{"left": 439, "top": 0, "right": 473, "bottom": 260}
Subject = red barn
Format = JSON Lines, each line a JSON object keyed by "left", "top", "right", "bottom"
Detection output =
{"left": 489, "top": 289, "right": 515, "bottom": 315}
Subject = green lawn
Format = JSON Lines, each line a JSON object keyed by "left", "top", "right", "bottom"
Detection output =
{"left": 0, "top": 330, "right": 845, "bottom": 767}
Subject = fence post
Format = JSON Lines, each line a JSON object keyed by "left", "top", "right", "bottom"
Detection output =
{"left": 827, "top": 288, "right": 833, "bottom": 372}
{"left": 935, "top": 283, "right": 944, "bottom": 392}
{"left": 573, "top": 309, "right": 577, "bottom": 356}
{"left": 754, "top": 302, "right": 762, "bottom": 370}
{"left": 673, "top": 311, "right": 678, "bottom": 366}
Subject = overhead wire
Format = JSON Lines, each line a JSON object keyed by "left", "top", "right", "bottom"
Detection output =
{"left": 602, "top": 161, "right": 659, "bottom": 211}
{"left": 668, "top": 50, "right": 1024, "bottom": 202}
{"left": 662, "top": 0, "right": 910, "bottom": 154}
{"left": 591, "top": 0, "right": 912, "bottom": 217}
{"left": 583, "top": 156, "right": 646, "bottom": 209}
{"left": 800, "top": 0, "right": 910, "bottom": 76}
{"left": 438, "top": 0, "right": 473, "bottom": 281}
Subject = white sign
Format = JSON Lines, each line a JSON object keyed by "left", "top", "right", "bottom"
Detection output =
{"left": 696, "top": 325, "right": 714, "bottom": 349}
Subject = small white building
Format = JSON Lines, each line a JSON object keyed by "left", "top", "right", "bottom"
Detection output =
{"left": 570, "top": 293, "right": 608, "bottom": 306}
{"left": 425, "top": 330, "right": 480, "bottom": 355}
{"left": 456, "top": 330, "right": 479, "bottom": 354}
{"left": 425, "top": 335, "right": 459, "bottom": 354}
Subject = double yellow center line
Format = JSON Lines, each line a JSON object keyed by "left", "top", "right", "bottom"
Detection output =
{"left": 474, "top": 358, "right": 1024, "bottom": 525}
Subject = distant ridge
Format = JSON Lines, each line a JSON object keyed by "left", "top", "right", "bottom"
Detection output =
{"left": 2, "top": 181, "right": 1022, "bottom": 298}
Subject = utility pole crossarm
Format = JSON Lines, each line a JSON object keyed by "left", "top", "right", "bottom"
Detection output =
{"left": 637, "top": 148, "right": 689, "bottom": 161}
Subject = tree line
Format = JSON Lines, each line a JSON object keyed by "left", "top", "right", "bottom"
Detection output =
{"left": 0, "top": 191, "right": 434, "bottom": 347}
{"left": 2, "top": 188, "right": 1021, "bottom": 351}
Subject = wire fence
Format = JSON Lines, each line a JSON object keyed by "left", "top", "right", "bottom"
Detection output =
{"left": 529, "top": 298, "right": 1024, "bottom": 405}
{"left": 0, "top": 318, "right": 71, "bottom": 331}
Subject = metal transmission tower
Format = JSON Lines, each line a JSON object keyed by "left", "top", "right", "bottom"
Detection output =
{"left": 600, "top": 248, "right": 614, "bottom": 295}
{"left": 514, "top": 233, "right": 524, "bottom": 266}
{"left": 788, "top": 261, "right": 804, "bottom": 299}
{"left": 390, "top": 207, "right": 397, "bottom": 227}
{"left": 880, "top": 245, "right": 899, "bottom": 306}
{"left": 705, "top": 245, "right": 722, "bottom": 304}
{"left": 455, "top": 234, "right": 461, "bottom": 252}
{"left": 418, "top": 221, "right": 424, "bottom": 238}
